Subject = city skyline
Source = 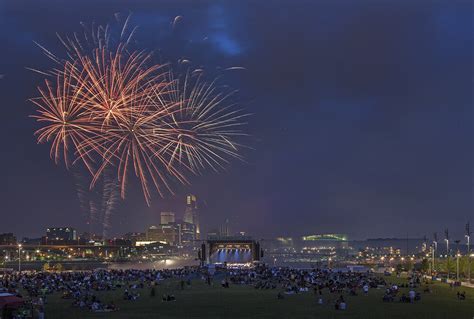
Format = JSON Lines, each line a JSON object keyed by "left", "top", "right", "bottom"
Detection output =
{"left": 0, "top": 0, "right": 472, "bottom": 240}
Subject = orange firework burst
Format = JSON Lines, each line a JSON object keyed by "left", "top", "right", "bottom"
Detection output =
{"left": 162, "top": 72, "right": 248, "bottom": 173}
{"left": 30, "top": 61, "right": 99, "bottom": 174}
{"left": 31, "top": 18, "right": 247, "bottom": 205}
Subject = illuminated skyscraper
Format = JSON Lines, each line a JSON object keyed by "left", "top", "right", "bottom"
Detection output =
{"left": 184, "top": 194, "right": 200, "bottom": 239}
{"left": 160, "top": 212, "right": 175, "bottom": 225}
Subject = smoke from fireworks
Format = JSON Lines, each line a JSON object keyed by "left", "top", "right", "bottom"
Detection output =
{"left": 74, "top": 168, "right": 120, "bottom": 238}
{"left": 30, "top": 16, "right": 247, "bottom": 206}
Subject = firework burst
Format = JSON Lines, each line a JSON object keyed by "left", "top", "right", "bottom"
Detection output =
{"left": 162, "top": 72, "right": 248, "bottom": 173}
{"left": 31, "top": 17, "right": 247, "bottom": 205}
{"left": 30, "top": 61, "right": 98, "bottom": 172}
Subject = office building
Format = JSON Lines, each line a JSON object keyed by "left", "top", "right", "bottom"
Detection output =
{"left": 146, "top": 225, "right": 180, "bottom": 246}
{"left": 179, "top": 221, "right": 196, "bottom": 245}
{"left": 0, "top": 233, "right": 16, "bottom": 245}
{"left": 160, "top": 212, "right": 175, "bottom": 225}
{"left": 45, "top": 227, "right": 77, "bottom": 244}
{"left": 184, "top": 194, "right": 200, "bottom": 239}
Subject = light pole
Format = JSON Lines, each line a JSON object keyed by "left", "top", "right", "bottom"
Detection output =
{"left": 430, "top": 245, "right": 434, "bottom": 276}
{"left": 433, "top": 232, "right": 438, "bottom": 275}
{"left": 428, "top": 252, "right": 432, "bottom": 275}
{"left": 466, "top": 223, "right": 471, "bottom": 283}
{"left": 445, "top": 229, "right": 449, "bottom": 281}
{"left": 456, "top": 252, "right": 461, "bottom": 282}
{"left": 454, "top": 240, "right": 460, "bottom": 282}
{"left": 17, "top": 244, "right": 22, "bottom": 272}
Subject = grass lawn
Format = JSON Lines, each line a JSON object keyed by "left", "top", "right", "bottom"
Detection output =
{"left": 43, "top": 275, "right": 473, "bottom": 319}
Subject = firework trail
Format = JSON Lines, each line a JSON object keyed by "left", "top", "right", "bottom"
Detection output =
{"left": 89, "top": 199, "right": 100, "bottom": 234}
{"left": 31, "top": 15, "right": 248, "bottom": 206}
{"left": 101, "top": 169, "right": 120, "bottom": 239}
{"left": 73, "top": 171, "right": 93, "bottom": 226}
{"left": 74, "top": 170, "right": 101, "bottom": 235}
{"left": 74, "top": 168, "right": 119, "bottom": 238}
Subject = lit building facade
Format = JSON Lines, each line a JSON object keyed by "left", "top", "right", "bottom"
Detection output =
{"left": 184, "top": 194, "right": 200, "bottom": 239}
{"left": 0, "top": 233, "right": 17, "bottom": 245}
{"left": 262, "top": 234, "right": 350, "bottom": 265}
{"left": 160, "top": 212, "right": 175, "bottom": 225}
{"left": 179, "top": 221, "right": 196, "bottom": 245}
{"left": 301, "top": 234, "right": 349, "bottom": 250}
{"left": 146, "top": 225, "right": 180, "bottom": 246}
{"left": 45, "top": 227, "right": 77, "bottom": 244}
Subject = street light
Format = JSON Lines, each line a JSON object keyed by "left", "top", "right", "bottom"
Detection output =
{"left": 456, "top": 252, "right": 461, "bottom": 282}
{"left": 453, "top": 239, "right": 461, "bottom": 282}
{"left": 433, "top": 232, "right": 438, "bottom": 275}
{"left": 466, "top": 223, "right": 471, "bottom": 283}
{"left": 17, "top": 244, "right": 22, "bottom": 272}
{"left": 444, "top": 229, "right": 450, "bottom": 281}
{"left": 430, "top": 245, "right": 435, "bottom": 276}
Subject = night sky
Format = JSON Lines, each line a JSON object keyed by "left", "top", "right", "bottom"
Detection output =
{"left": 0, "top": 0, "right": 472, "bottom": 240}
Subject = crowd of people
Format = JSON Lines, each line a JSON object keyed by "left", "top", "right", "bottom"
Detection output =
{"left": 0, "top": 268, "right": 198, "bottom": 317}
{"left": 0, "top": 264, "right": 467, "bottom": 317}
{"left": 382, "top": 274, "right": 421, "bottom": 303}
{"left": 226, "top": 264, "right": 389, "bottom": 310}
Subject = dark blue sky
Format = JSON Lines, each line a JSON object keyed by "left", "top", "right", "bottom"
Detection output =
{"left": 0, "top": 0, "right": 472, "bottom": 240}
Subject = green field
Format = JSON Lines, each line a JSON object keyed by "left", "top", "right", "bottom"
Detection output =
{"left": 43, "top": 276, "right": 473, "bottom": 319}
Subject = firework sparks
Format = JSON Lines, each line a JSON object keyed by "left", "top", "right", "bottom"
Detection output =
{"left": 30, "top": 62, "right": 99, "bottom": 172}
{"left": 162, "top": 72, "right": 248, "bottom": 173}
{"left": 31, "top": 17, "right": 247, "bottom": 205}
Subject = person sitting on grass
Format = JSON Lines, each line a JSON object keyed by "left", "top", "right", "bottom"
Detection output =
{"left": 284, "top": 285, "right": 295, "bottom": 294}
{"left": 363, "top": 284, "right": 369, "bottom": 295}
{"left": 124, "top": 289, "right": 140, "bottom": 300}
{"left": 106, "top": 301, "right": 117, "bottom": 311}
{"left": 382, "top": 293, "right": 393, "bottom": 302}
{"left": 415, "top": 292, "right": 421, "bottom": 301}
{"left": 90, "top": 300, "right": 102, "bottom": 312}
{"left": 409, "top": 289, "right": 416, "bottom": 303}
{"left": 61, "top": 291, "right": 72, "bottom": 299}
{"left": 334, "top": 295, "right": 345, "bottom": 310}
{"left": 399, "top": 293, "right": 408, "bottom": 303}
{"left": 162, "top": 294, "right": 175, "bottom": 302}
{"left": 339, "top": 301, "right": 347, "bottom": 310}
{"left": 350, "top": 288, "right": 357, "bottom": 296}
{"left": 221, "top": 278, "right": 230, "bottom": 288}
{"left": 457, "top": 291, "right": 466, "bottom": 300}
